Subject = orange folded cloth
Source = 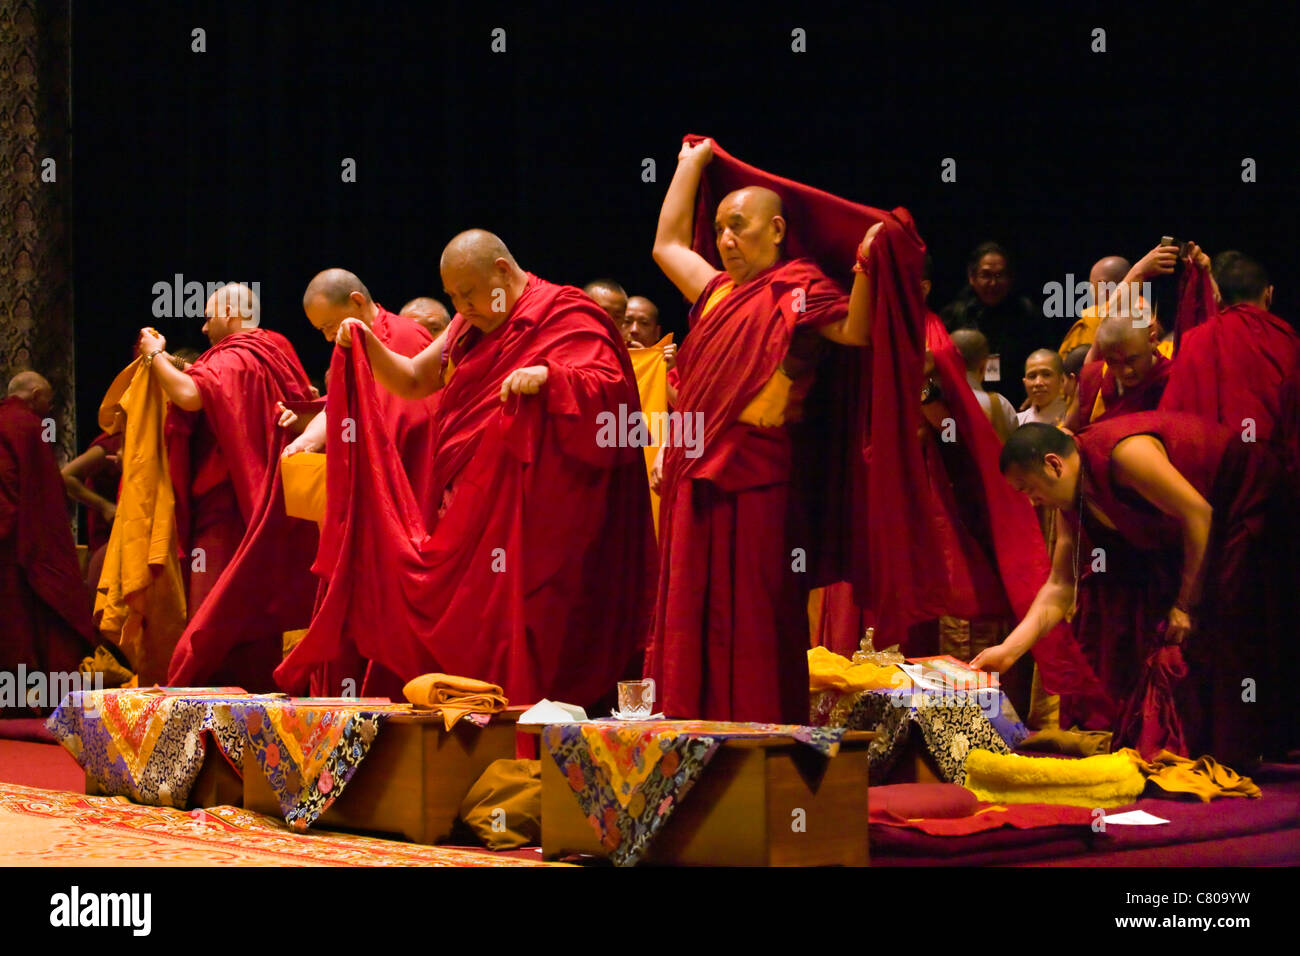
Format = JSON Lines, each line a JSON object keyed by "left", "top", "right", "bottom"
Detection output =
{"left": 402, "top": 673, "right": 508, "bottom": 730}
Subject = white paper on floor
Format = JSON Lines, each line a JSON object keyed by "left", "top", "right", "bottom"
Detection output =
{"left": 1102, "top": 810, "right": 1171, "bottom": 826}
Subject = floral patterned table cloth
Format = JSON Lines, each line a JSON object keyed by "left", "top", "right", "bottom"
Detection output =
{"left": 543, "top": 720, "right": 846, "bottom": 866}
{"left": 46, "top": 687, "right": 268, "bottom": 807}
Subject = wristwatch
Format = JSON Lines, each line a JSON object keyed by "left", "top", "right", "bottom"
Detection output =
{"left": 920, "top": 379, "right": 943, "bottom": 405}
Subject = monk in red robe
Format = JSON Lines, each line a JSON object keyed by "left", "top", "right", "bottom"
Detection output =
{"left": 283, "top": 269, "right": 440, "bottom": 693}
{"left": 1161, "top": 254, "right": 1300, "bottom": 465}
{"left": 1066, "top": 315, "right": 1173, "bottom": 432}
{"left": 139, "top": 284, "right": 319, "bottom": 690}
{"left": 276, "top": 231, "right": 655, "bottom": 708}
{"left": 976, "top": 417, "right": 1291, "bottom": 765}
{"left": 1, "top": 373, "right": 95, "bottom": 713}
{"left": 645, "top": 138, "right": 884, "bottom": 723}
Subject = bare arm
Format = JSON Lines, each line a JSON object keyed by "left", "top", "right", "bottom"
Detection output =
{"left": 652, "top": 139, "right": 722, "bottom": 304}
{"left": 1110, "top": 435, "right": 1213, "bottom": 641}
{"left": 282, "top": 408, "right": 328, "bottom": 458}
{"left": 971, "top": 509, "right": 1077, "bottom": 672}
{"left": 1104, "top": 242, "right": 1178, "bottom": 321}
{"left": 337, "top": 319, "right": 448, "bottom": 400}
{"left": 62, "top": 445, "right": 115, "bottom": 518}
{"left": 820, "top": 224, "right": 882, "bottom": 347}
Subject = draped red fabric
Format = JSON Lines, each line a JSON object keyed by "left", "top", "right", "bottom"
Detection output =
{"left": 303, "top": 305, "right": 438, "bottom": 694}
{"left": 1161, "top": 304, "right": 1300, "bottom": 446}
{"left": 166, "top": 330, "right": 318, "bottom": 690}
{"left": 1067, "top": 353, "right": 1172, "bottom": 432}
{"left": 680, "top": 135, "right": 948, "bottom": 635}
{"left": 1172, "top": 258, "right": 1218, "bottom": 348}
{"left": 369, "top": 307, "right": 440, "bottom": 521}
{"left": 674, "top": 136, "right": 1101, "bottom": 704}
{"left": 277, "top": 276, "right": 655, "bottom": 709}
{"left": 925, "top": 319, "right": 1109, "bottom": 702}
{"left": 1075, "top": 411, "right": 1290, "bottom": 761}
{"left": 1117, "top": 644, "right": 1188, "bottom": 760}
{"left": 0, "top": 397, "right": 94, "bottom": 708}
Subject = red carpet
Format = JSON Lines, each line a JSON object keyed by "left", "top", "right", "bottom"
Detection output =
{"left": 0, "top": 740, "right": 84, "bottom": 792}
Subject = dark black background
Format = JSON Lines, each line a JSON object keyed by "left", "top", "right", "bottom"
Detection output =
{"left": 69, "top": 0, "right": 1299, "bottom": 449}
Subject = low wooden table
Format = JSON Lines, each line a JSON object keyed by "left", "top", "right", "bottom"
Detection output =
{"left": 242, "top": 709, "right": 522, "bottom": 844}
{"left": 536, "top": 725, "right": 875, "bottom": 866}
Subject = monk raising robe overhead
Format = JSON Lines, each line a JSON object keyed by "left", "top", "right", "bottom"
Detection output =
{"left": 645, "top": 138, "right": 880, "bottom": 723}
{"left": 276, "top": 231, "right": 655, "bottom": 707}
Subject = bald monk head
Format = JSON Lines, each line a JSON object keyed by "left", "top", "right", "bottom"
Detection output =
{"left": 400, "top": 296, "right": 451, "bottom": 336}
{"left": 303, "top": 268, "right": 379, "bottom": 343}
{"left": 201, "top": 283, "right": 261, "bottom": 345}
{"left": 7, "top": 371, "right": 53, "bottom": 416}
{"left": 714, "top": 186, "right": 786, "bottom": 285}
{"left": 439, "top": 229, "right": 530, "bottom": 333}
{"left": 1216, "top": 254, "right": 1273, "bottom": 309}
{"left": 623, "top": 295, "right": 662, "bottom": 348}
{"left": 1088, "top": 255, "right": 1130, "bottom": 312}
{"left": 1022, "top": 349, "right": 1065, "bottom": 411}
{"left": 950, "top": 328, "right": 991, "bottom": 374}
{"left": 1000, "top": 422, "right": 1080, "bottom": 511}
{"left": 583, "top": 279, "right": 628, "bottom": 326}
{"left": 1094, "top": 315, "right": 1159, "bottom": 390}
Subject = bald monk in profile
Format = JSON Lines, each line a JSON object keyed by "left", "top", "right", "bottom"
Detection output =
{"left": 139, "top": 284, "right": 313, "bottom": 615}
{"left": 583, "top": 278, "right": 628, "bottom": 327}
{"left": 280, "top": 230, "right": 654, "bottom": 707}
{"left": 1066, "top": 314, "right": 1172, "bottom": 431}
{"left": 140, "top": 284, "right": 319, "bottom": 689}
{"left": 1058, "top": 255, "right": 1132, "bottom": 356}
{"left": 1, "top": 372, "right": 94, "bottom": 712}
{"left": 400, "top": 296, "right": 451, "bottom": 336}
{"left": 646, "top": 138, "right": 877, "bottom": 723}
{"left": 284, "top": 269, "right": 435, "bottom": 465}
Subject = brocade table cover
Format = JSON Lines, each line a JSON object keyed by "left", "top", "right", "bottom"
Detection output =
{"left": 810, "top": 687, "right": 1027, "bottom": 784}
{"left": 46, "top": 687, "right": 269, "bottom": 807}
{"left": 543, "top": 720, "right": 846, "bottom": 866}
{"left": 210, "top": 698, "right": 425, "bottom": 831}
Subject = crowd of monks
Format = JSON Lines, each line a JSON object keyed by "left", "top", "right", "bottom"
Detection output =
{"left": 3, "top": 136, "right": 1297, "bottom": 770}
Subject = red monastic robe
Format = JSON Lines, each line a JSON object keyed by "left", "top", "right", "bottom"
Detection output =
{"left": 166, "top": 329, "right": 318, "bottom": 690}
{"left": 1161, "top": 303, "right": 1300, "bottom": 457}
{"left": 647, "top": 258, "right": 850, "bottom": 724}
{"left": 0, "top": 397, "right": 94, "bottom": 712}
{"left": 815, "top": 315, "right": 1109, "bottom": 717}
{"left": 305, "top": 305, "right": 438, "bottom": 695}
{"left": 277, "top": 276, "right": 655, "bottom": 709}
{"left": 1072, "top": 411, "right": 1291, "bottom": 763}
{"left": 649, "top": 136, "right": 1104, "bottom": 723}
{"left": 1066, "top": 352, "right": 1173, "bottom": 433}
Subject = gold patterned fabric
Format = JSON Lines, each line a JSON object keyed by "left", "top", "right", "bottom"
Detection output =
{"left": 0, "top": 0, "right": 76, "bottom": 466}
